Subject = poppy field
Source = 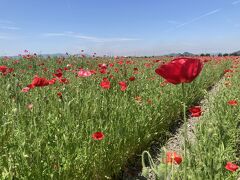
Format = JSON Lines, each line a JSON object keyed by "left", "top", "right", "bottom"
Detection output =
{"left": 0, "top": 54, "right": 239, "bottom": 179}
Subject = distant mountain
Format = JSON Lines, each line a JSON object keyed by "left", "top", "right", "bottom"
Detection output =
{"left": 166, "top": 52, "right": 195, "bottom": 56}
{"left": 39, "top": 53, "right": 67, "bottom": 58}
{"left": 231, "top": 50, "right": 240, "bottom": 56}
{"left": 182, "top": 52, "right": 195, "bottom": 56}
{"left": 167, "top": 53, "right": 181, "bottom": 56}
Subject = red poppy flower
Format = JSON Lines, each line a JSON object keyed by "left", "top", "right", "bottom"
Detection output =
{"left": 164, "top": 152, "right": 182, "bottom": 165}
{"left": 59, "top": 78, "right": 69, "bottom": 84}
{"left": 27, "top": 84, "right": 35, "bottom": 89}
{"left": 117, "top": 61, "right": 123, "bottom": 65}
{"left": 109, "top": 74, "right": 114, "bottom": 79}
{"left": 119, "top": 81, "right": 127, "bottom": 91}
{"left": 7, "top": 68, "right": 14, "bottom": 73}
{"left": 114, "top": 68, "right": 119, "bottom": 73}
{"left": 78, "top": 69, "right": 92, "bottom": 77}
{"left": 13, "top": 60, "right": 20, "bottom": 64}
{"left": 155, "top": 57, "right": 203, "bottom": 84}
{"left": 0, "top": 65, "right": 8, "bottom": 73}
{"left": 64, "top": 67, "right": 69, "bottom": 71}
{"left": 100, "top": 79, "right": 111, "bottom": 89}
{"left": 99, "top": 68, "right": 107, "bottom": 74}
{"left": 48, "top": 78, "right": 57, "bottom": 85}
{"left": 25, "top": 54, "right": 32, "bottom": 59}
{"left": 27, "top": 103, "right": 33, "bottom": 110}
{"left": 147, "top": 99, "right": 153, "bottom": 105}
{"left": 21, "top": 87, "right": 30, "bottom": 93}
{"left": 109, "top": 63, "right": 114, "bottom": 67}
{"left": 102, "top": 77, "right": 108, "bottom": 81}
{"left": 53, "top": 72, "right": 63, "bottom": 79}
{"left": 225, "top": 162, "right": 239, "bottom": 172}
{"left": 90, "top": 70, "right": 96, "bottom": 74}
{"left": 92, "top": 132, "right": 104, "bottom": 140}
{"left": 57, "top": 92, "right": 62, "bottom": 97}
{"left": 31, "top": 76, "right": 49, "bottom": 87}
{"left": 56, "top": 68, "right": 62, "bottom": 73}
{"left": 144, "top": 63, "right": 152, "bottom": 68}
{"left": 129, "top": 76, "right": 136, "bottom": 81}
{"left": 228, "top": 100, "right": 238, "bottom": 106}
{"left": 224, "top": 69, "right": 233, "bottom": 74}
{"left": 98, "top": 63, "right": 107, "bottom": 69}
{"left": 189, "top": 106, "right": 202, "bottom": 117}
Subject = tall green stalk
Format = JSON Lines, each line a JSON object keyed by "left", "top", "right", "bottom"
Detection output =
{"left": 182, "top": 83, "right": 187, "bottom": 180}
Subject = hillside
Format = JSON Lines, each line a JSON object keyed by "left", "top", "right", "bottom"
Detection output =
{"left": 231, "top": 50, "right": 240, "bottom": 56}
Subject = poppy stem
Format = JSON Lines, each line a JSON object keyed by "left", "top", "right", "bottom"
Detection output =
{"left": 181, "top": 83, "right": 187, "bottom": 180}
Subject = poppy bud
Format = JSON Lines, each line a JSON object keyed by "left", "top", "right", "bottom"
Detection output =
{"left": 141, "top": 167, "right": 149, "bottom": 177}
{"left": 207, "top": 128, "right": 214, "bottom": 135}
{"left": 6, "top": 84, "right": 11, "bottom": 91}
{"left": 12, "top": 108, "right": 18, "bottom": 114}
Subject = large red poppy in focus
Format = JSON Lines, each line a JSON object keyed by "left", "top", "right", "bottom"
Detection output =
{"left": 155, "top": 57, "right": 203, "bottom": 84}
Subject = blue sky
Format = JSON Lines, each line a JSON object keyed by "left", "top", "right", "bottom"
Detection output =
{"left": 0, "top": 0, "right": 240, "bottom": 56}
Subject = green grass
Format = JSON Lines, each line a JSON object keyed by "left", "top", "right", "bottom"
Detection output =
{"left": 0, "top": 56, "right": 232, "bottom": 179}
